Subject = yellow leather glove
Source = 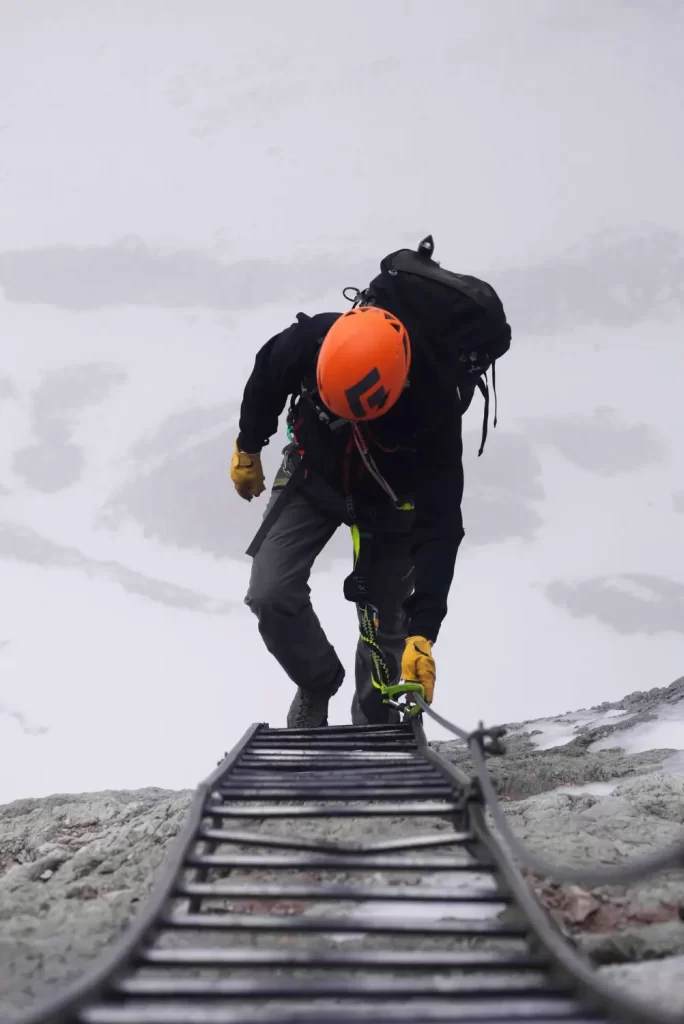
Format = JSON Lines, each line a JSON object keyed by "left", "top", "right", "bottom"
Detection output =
{"left": 230, "top": 441, "right": 265, "bottom": 501}
{"left": 401, "top": 635, "right": 436, "bottom": 703}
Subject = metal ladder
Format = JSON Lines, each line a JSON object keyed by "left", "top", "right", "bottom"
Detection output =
{"left": 27, "top": 720, "right": 615, "bottom": 1024}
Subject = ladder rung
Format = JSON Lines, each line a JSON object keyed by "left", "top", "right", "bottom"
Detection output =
{"left": 359, "top": 832, "right": 475, "bottom": 852}
{"left": 263, "top": 724, "right": 412, "bottom": 736}
{"left": 81, "top": 1003, "right": 595, "bottom": 1024}
{"left": 203, "top": 802, "right": 461, "bottom": 818}
{"left": 196, "top": 827, "right": 473, "bottom": 853}
{"left": 137, "top": 946, "right": 548, "bottom": 970}
{"left": 161, "top": 911, "right": 526, "bottom": 937}
{"left": 175, "top": 881, "right": 507, "bottom": 903}
{"left": 224, "top": 771, "right": 444, "bottom": 782}
{"left": 186, "top": 853, "right": 494, "bottom": 871}
{"left": 233, "top": 762, "right": 427, "bottom": 772}
{"left": 236, "top": 753, "right": 424, "bottom": 762}
{"left": 234, "top": 764, "right": 426, "bottom": 772}
{"left": 238, "top": 751, "right": 422, "bottom": 760}
{"left": 116, "top": 976, "right": 562, "bottom": 1000}
{"left": 215, "top": 787, "right": 452, "bottom": 800}
{"left": 247, "top": 748, "right": 419, "bottom": 756}
{"left": 227, "top": 770, "right": 444, "bottom": 782}
{"left": 246, "top": 741, "right": 417, "bottom": 749}
{"left": 231, "top": 766, "right": 435, "bottom": 775}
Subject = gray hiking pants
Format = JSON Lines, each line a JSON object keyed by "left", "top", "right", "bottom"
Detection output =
{"left": 244, "top": 469, "right": 415, "bottom": 726}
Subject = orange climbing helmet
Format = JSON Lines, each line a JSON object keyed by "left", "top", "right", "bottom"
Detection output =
{"left": 316, "top": 306, "right": 411, "bottom": 421}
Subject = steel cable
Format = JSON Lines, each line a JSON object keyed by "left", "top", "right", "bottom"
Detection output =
{"left": 413, "top": 694, "right": 684, "bottom": 886}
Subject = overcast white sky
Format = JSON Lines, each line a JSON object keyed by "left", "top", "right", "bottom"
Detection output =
{"left": 1, "top": 0, "right": 683, "bottom": 803}
{"left": 1, "top": 0, "right": 683, "bottom": 268}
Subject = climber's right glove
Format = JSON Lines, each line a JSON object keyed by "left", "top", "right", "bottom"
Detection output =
{"left": 230, "top": 440, "right": 266, "bottom": 501}
{"left": 401, "top": 635, "right": 436, "bottom": 703}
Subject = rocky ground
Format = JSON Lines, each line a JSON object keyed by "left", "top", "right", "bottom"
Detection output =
{"left": 1, "top": 678, "right": 684, "bottom": 1020}
{"left": 435, "top": 676, "right": 684, "bottom": 962}
{"left": 0, "top": 787, "right": 192, "bottom": 1018}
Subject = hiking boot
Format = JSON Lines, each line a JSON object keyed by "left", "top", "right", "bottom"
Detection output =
{"left": 287, "top": 687, "right": 330, "bottom": 729}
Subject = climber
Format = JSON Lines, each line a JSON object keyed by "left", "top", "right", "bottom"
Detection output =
{"left": 230, "top": 236, "right": 512, "bottom": 728}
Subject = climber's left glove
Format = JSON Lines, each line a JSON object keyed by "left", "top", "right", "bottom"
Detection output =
{"left": 401, "top": 635, "right": 436, "bottom": 703}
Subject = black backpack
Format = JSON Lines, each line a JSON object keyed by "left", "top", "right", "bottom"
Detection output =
{"left": 344, "top": 235, "right": 512, "bottom": 454}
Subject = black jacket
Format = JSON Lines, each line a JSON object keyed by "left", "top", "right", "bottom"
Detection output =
{"left": 238, "top": 311, "right": 473, "bottom": 642}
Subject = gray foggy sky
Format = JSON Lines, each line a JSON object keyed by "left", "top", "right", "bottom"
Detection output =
{"left": 1, "top": 0, "right": 683, "bottom": 274}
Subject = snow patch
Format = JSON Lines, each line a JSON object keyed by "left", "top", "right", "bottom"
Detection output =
{"left": 589, "top": 704, "right": 684, "bottom": 755}
{"left": 519, "top": 708, "right": 636, "bottom": 751}
{"left": 554, "top": 780, "right": 620, "bottom": 797}
{"left": 663, "top": 751, "right": 684, "bottom": 777}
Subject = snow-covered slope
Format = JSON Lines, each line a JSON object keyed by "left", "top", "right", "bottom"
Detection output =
{"left": 2, "top": 2, "right": 683, "bottom": 804}
{"left": 500, "top": 675, "right": 684, "bottom": 782}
